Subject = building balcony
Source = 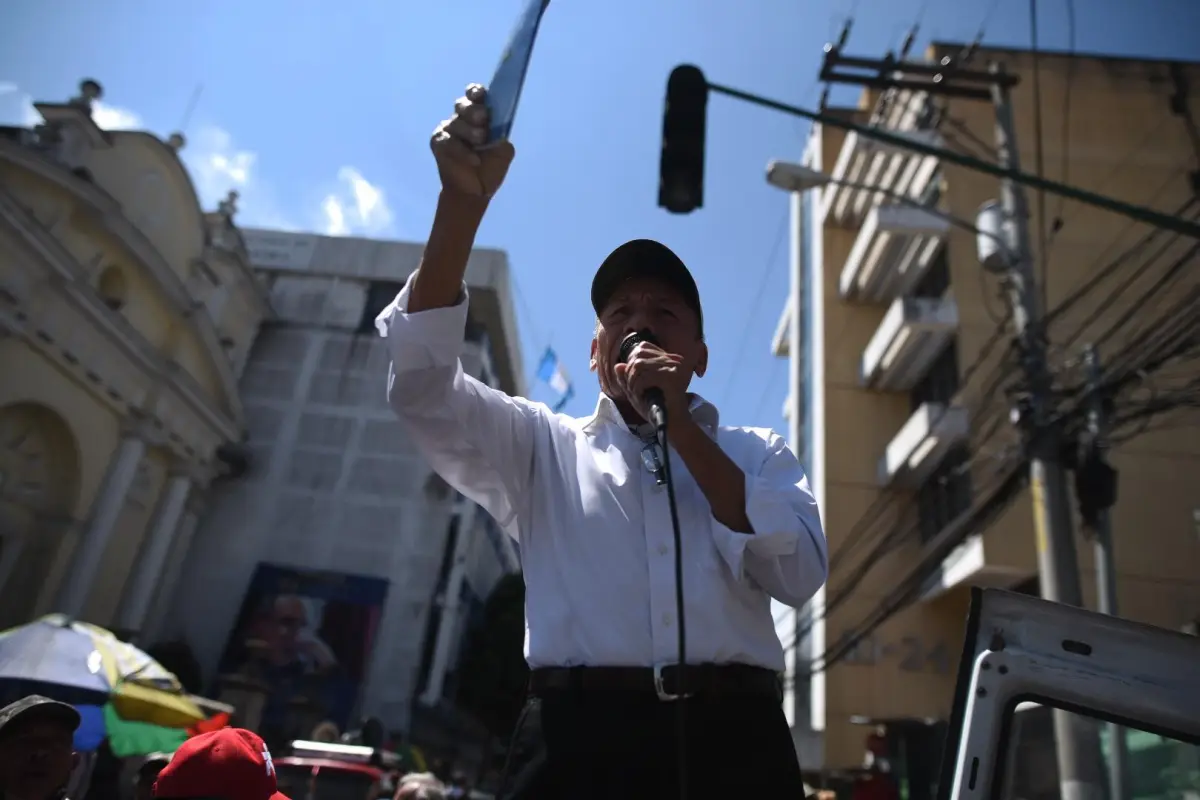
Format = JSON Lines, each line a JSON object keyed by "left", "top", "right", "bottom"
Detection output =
{"left": 838, "top": 204, "right": 950, "bottom": 304}
{"left": 771, "top": 302, "right": 792, "bottom": 358}
{"left": 878, "top": 403, "right": 969, "bottom": 488}
{"left": 861, "top": 297, "right": 958, "bottom": 392}
{"left": 917, "top": 534, "right": 1036, "bottom": 602}
{"left": 780, "top": 387, "right": 807, "bottom": 425}
{"left": 823, "top": 127, "right": 943, "bottom": 229}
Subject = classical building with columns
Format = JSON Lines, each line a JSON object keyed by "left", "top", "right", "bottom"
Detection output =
{"left": 0, "top": 80, "right": 271, "bottom": 636}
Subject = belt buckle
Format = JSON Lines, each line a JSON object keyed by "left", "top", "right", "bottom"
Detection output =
{"left": 653, "top": 663, "right": 693, "bottom": 702}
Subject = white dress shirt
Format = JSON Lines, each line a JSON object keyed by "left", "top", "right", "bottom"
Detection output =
{"left": 376, "top": 278, "right": 828, "bottom": 671}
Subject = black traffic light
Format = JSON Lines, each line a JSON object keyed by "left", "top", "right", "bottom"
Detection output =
{"left": 658, "top": 65, "right": 709, "bottom": 214}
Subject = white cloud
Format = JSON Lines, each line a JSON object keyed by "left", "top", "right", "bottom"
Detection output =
{"left": 320, "top": 167, "right": 395, "bottom": 237}
{"left": 183, "top": 125, "right": 257, "bottom": 207}
{"left": 0, "top": 82, "right": 43, "bottom": 127}
{"left": 0, "top": 82, "right": 143, "bottom": 131}
{"left": 0, "top": 81, "right": 399, "bottom": 237}
{"left": 90, "top": 100, "right": 142, "bottom": 131}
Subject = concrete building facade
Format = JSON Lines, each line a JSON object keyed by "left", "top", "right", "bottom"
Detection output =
{"left": 0, "top": 79, "right": 270, "bottom": 637}
{"left": 157, "top": 228, "right": 523, "bottom": 736}
{"left": 771, "top": 45, "right": 1200, "bottom": 777}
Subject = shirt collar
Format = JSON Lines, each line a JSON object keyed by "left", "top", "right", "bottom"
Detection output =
{"left": 581, "top": 392, "right": 719, "bottom": 436}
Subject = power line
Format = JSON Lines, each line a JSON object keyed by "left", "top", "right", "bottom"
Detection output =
{"left": 788, "top": 456, "right": 1028, "bottom": 681}
{"left": 773, "top": 305, "right": 1026, "bottom": 657}
{"left": 715, "top": 207, "right": 789, "bottom": 410}
{"left": 747, "top": 361, "right": 788, "bottom": 426}
{"left": 939, "top": 116, "right": 999, "bottom": 163}
{"left": 792, "top": 285, "right": 1197, "bottom": 677}
{"left": 1047, "top": 0, "right": 1078, "bottom": 245}
{"left": 1047, "top": 117, "right": 1180, "bottom": 247}
{"left": 1053, "top": 278, "right": 1200, "bottom": 446}
{"left": 778, "top": 360, "right": 1021, "bottom": 654}
{"left": 1059, "top": 231, "right": 1195, "bottom": 355}
{"left": 1045, "top": 195, "right": 1198, "bottom": 340}
{"left": 776, "top": 223, "right": 1197, "bottom": 662}
{"left": 1092, "top": 243, "right": 1200, "bottom": 351}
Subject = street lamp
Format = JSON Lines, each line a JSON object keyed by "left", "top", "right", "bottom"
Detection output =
{"left": 763, "top": 160, "right": 831, "bottom": 194}
{"left": 764, "top": 159, "right": 1016, "bottom": 269}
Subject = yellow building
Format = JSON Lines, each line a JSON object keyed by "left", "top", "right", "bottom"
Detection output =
{"left": 774, "top": 45, "right": 1200, "bottom": 776}
{"left": 0, "top": 79, "right": 271, "bottom": 635}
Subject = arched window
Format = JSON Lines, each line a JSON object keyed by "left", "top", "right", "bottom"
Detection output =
{"left": 96, "top": 265, "right": 128, "bottom": 311}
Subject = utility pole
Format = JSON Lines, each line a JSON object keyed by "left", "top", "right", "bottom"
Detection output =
{"left": 785, "top": 183, "right": 808, "bottom": 734}
{"left": 989, "top": 63, "right": 1106, "bottom": 800}
{"left": 1079, "top": 344, "right": 1128, "bottom": 800}
{"left": 420, "top": 497, "right": 478, "bottom": 706}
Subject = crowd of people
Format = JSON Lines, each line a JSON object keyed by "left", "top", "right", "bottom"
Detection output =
{"left": 0, "top": 694, "right": 463, "bottom": 800}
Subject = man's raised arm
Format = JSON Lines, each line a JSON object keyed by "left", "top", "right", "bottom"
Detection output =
{"left": 376, "top": 84, "right": 538, "bottom": 537}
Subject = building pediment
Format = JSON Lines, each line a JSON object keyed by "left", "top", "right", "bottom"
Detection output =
{"left": 0, "top": 120, "right": 246, "bottom": 442}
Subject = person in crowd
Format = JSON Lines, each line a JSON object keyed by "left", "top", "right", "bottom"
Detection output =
{"left": 394, "top": 773, "right": 445, "bottom": 800}
{"left": 0, "top": 695, "right": 81, "bottom": 800}
{"left": 152, "top": 728, "right": 289, "bottom": 800}
{"left": 132, "top": 755, "right": 171, "bottom": 800}
{"left": 376, "top": 82, "right": 826, "bottom": 799}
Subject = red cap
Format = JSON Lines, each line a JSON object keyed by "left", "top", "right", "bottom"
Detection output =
{"left": 154, "top": 729, "right": 289, "bottom": 800}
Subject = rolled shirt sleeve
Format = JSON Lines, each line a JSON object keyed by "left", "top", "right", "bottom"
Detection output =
{"left": 375, "top": 273, "right": 541, "bottom": 538}
{"left": 710, "top": 432, "right": 828, "bottom": 608}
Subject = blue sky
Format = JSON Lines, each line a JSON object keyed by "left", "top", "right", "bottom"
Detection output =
{"left": 2, "top": 0, "right": 1198, "bottom": 435}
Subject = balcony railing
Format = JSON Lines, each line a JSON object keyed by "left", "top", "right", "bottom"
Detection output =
{"left": 822, "top": 98, "right": 943, "bottom": 229}
{"left": 861, "top": 296, "right": 959, "bottom": 391}
{"left": 878, "top": 402, "right": 969, "bottom": 488}
{"left": 838, "top": 204, "right": 950, "bottom": 303}
{"left": 918, "top": 535, "right": 1037, "bottom": 602}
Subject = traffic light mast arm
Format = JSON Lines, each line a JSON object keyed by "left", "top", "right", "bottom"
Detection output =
{"left": 704, "top": 80, "right": 1200, "bottom": 239}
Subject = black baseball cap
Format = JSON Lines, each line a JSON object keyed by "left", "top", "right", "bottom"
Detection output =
{"left": 590, "top": 239, "right": 704, "bottom": 336}
{"left": 0, "top": 695, "right": 81, "bottom": 738}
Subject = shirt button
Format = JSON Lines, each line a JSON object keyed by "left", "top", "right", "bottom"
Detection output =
{"left": 658, "top": 544, "right": 669, "bottom": 556}
{"left": 662, "top": 612, "right": 673, "bottom": 626}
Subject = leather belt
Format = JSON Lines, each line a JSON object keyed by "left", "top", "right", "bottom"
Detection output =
{"left": 528, "top": 663, "right": 782, "bottom": 702}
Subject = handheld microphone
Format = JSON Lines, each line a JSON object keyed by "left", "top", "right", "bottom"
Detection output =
{"left": 618, "top": 330, "right": 668, "bottom": 430}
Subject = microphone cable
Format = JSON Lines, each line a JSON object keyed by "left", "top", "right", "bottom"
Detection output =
{"left": 655, "top": 417, "right": 690, "bottom": 800}
{"left": 619, "top": 329, "right": 689, "bottom": 800}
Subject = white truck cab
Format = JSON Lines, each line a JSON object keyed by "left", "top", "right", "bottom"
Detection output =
{"left": 937, "top": 588, "right": 1200, "bottom": 800}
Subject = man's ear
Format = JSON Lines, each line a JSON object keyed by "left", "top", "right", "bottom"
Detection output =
{"left": 589, "top": 337, "right": 599, "bottom": 372}
{"left": 693, "top": 342, "right": 709, "bottom": 379}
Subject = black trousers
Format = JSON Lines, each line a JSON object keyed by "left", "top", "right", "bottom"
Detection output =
{"left": 497, "top": 687, "right": 806, "bottom": 799}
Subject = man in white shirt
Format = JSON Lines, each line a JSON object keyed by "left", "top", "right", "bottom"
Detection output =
{"left": 377, "top": 83, "right": 828, "bottom": 800}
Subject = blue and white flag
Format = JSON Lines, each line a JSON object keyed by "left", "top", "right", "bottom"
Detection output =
{"left": 536, "top": 347, "right": 574, "bottom": 412}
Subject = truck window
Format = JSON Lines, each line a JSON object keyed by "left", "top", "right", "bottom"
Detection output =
{"left": 999, "top": 704, "right": 1200, "bottom": 800}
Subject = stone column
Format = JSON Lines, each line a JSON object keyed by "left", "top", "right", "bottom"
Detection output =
{"left": 115, "top": 472, "right": 193, "bottom": 637}
{"left": 139, "top": 507, "right": 200, "bottom": 643}
{"left": 0, "top": 535, "right": 29, "bottom": 628}
{"left": 0, "top": 537, "right": 27, "bottom": 598}
{"left": 54, "top": 435, "right": 146, "bottom": 617}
